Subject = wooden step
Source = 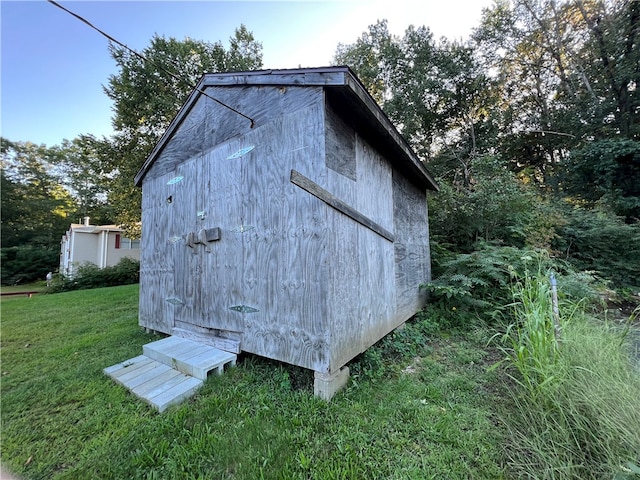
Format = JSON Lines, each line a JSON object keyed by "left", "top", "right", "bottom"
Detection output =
{"left": 104, "top": 355, "right": 202, "bottom": 412}
{"left": 143, "top": 336, "right": 237, "bottom": 380}
{"left": 104, "top": 336, "right": 237, "bottom": 412}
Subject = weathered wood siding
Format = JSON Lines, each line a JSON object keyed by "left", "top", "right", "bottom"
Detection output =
{"left": 145, "top": 86, "right": 322, "bottom": 183}
{"left": 238, "top": 103, "right": 330, "bottom": 372}
{"left": 172, "top": 158, "right": 201, "bottom": 330}
{"left": 194, "top": 139, "right": 244, "bottom": 334}
{"left": 140, "top": 87, "right": 333, "bottom": 372}
{"left": 393, "top": 171, "right": 431, "bottom": 321}
{"left": 139, "top": 168, "right": 176, "bottom": 333}
{"left": 322, "top": 102, "right": 397, "bottom": 372}
{"left": 140, "top": 72, "right": 433, "bottom": 376}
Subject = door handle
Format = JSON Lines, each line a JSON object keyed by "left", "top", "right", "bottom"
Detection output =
{"left": 185, "top": 228, "right": 221, "bottom": 253}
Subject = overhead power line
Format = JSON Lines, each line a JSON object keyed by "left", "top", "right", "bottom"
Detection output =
{"left": 529, "top": 130, "right": 576, "bottom": 138}
{"left": 47, "top": 0, "right": 256, "bottom": 128}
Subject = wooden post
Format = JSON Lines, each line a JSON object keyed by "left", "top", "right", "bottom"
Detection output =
{"left": 550, "top": 273, "right": 562, "bottom": 343}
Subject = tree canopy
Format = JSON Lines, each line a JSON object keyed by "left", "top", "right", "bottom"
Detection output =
{"left": 334, "top": 0, "right": 639, "bottom": 286}
{"left": 335, "top": 0, "right": 639, "bottom": 218}
{"left": 2, "top": 5, "right": 638, "bottom": 287}
{"left": 103, "top": 27, "right": 263, "bottom": 235}
{"left": 1, "top": 26, "right": 263, "bottom": 283}
{"left": 1, "top": 139, "right": 78, "bottom": 283}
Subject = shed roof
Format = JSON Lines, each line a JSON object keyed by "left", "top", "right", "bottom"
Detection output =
{"left": 134, "top": 66, "right": 438, "bottom": 191}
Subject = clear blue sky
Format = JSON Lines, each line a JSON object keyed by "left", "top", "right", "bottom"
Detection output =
{"left": 1, "top": 0, "right": 493, "bottom": 147}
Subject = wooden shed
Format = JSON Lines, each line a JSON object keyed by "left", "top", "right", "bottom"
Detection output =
{"left": 135, "top": 66, "right": 438, "bottom": 397}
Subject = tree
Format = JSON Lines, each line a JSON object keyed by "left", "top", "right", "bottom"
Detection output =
{"left": 334, "top": 20, "right": 398, "bottom": 104}
{"left": 55, "top": 135, "right": 115, "bottom": 225}
{"left": 572, "top": 0, "right": 640, "bottom": 140}
{"left": 1, "top": 138, "right": 78, "bottom": 283}
{"left": 472, "top": 0, "right": 640, "bottom": 183}
{"left": 0, "top": 138, "right": 77, "bottom": 248}
{"left": 562, "top": 139, "right": 640, "bottom": 221}
{"left": 336, "top": 22, "right": 490, "bottom": 159}
{"left": 471, "top": 0, "right": 576, "bottom": 181}
{"left": 334, "top": 21, "right": 498, "bottom": 186}
{"left": 103, "top": 27, "right": 263, "bottom": 235}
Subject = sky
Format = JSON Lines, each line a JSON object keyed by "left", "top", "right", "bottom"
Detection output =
{"left": 1, "top": 0, "right": 494, "bottom": 147}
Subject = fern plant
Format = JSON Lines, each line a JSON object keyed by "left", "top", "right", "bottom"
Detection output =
{"left": 423, "top": 243, "right": 598, "bottom": 324}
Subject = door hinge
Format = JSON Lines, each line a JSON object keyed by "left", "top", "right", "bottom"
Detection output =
{"left": 229, "top": 305, "right": 259, "bottom": 313}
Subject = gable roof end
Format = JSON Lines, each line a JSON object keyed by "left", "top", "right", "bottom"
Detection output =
{"left": 134, "top": 66, "right": 438, "bottom": 192}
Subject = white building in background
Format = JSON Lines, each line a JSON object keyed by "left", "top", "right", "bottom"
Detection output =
{"left": 59, "top": 217, "right": 140, "bottom": 277}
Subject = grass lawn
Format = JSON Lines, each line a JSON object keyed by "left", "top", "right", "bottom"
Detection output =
{"left": 1, "top": 284, "right": 509, "bottom": 479}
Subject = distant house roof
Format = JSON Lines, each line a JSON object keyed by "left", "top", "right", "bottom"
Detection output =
{"left": 134, "top": 66, "right": 439, "bottom": 192}
{"left": 66, "top": 224, "right": 123, "bottom": 234}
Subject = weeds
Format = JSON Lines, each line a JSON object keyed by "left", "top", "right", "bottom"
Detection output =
{"left": 425, "top": 243, "right": 601, "bottom": 325}
{"left": 499, "top": 269, "right": 640, "bottom": 479}
{"left": 500, "top": 266, "right": 563, "bottom": 397}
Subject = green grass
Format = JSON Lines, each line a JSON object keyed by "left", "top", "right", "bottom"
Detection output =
{"left": 500, "top": 271, "right": 640, "bottom": 479}
{"left": 0, "top": 285, "right": 508, "bottom": 479}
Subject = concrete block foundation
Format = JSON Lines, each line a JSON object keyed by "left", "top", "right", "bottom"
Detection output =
{"left": 314, "top": 367, "right": 350, "bottom": 401}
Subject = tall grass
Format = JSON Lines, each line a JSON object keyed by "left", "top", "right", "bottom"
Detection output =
{"left": 500, "top": 269, "right": 640, "bottom": 479}
{"left": 502, "top": 269, "right": 561, "bottom": 397}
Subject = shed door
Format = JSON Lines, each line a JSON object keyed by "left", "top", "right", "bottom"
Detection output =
{"left": 172, "top": 146, "right": 245, "bottom": 335}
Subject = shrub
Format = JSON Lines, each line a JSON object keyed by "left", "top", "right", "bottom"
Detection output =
{"left": 50, "top": 257, "right": 139, "bottom": 292}
{"left": 428, "top": 156, "right": 563, "bottom": 251}
{"left": 424, "top": 242, "right": 599, "bottom": 325}
{"left": 0, "top": 246, "right": 58, "bottom": 285}
{"left": 555, "top": 207, "right": 640, "bottom": 288}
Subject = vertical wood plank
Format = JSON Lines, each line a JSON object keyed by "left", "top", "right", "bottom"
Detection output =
{"left": 198, "top": 140, "right": 244, "bottom": 333}
{"left": 326, "top": 134, "right": 396, "bottom": 371}
{"left": 325, "top": 205, "right": 360, "bottom": 371}
{"left": 325, "top": 103, "right": 356, "bottom": 181}
{"left": 139, "top": 170, "right": 178, "bottom": 333}
{"left": 172, "top": 159, "right": 200, "bottom": 329}
{"left": 355, "top": 135, "right": 396, "bottom": 350}
{"left": 354, "top": 135, "right": 394, "bottom": 232}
